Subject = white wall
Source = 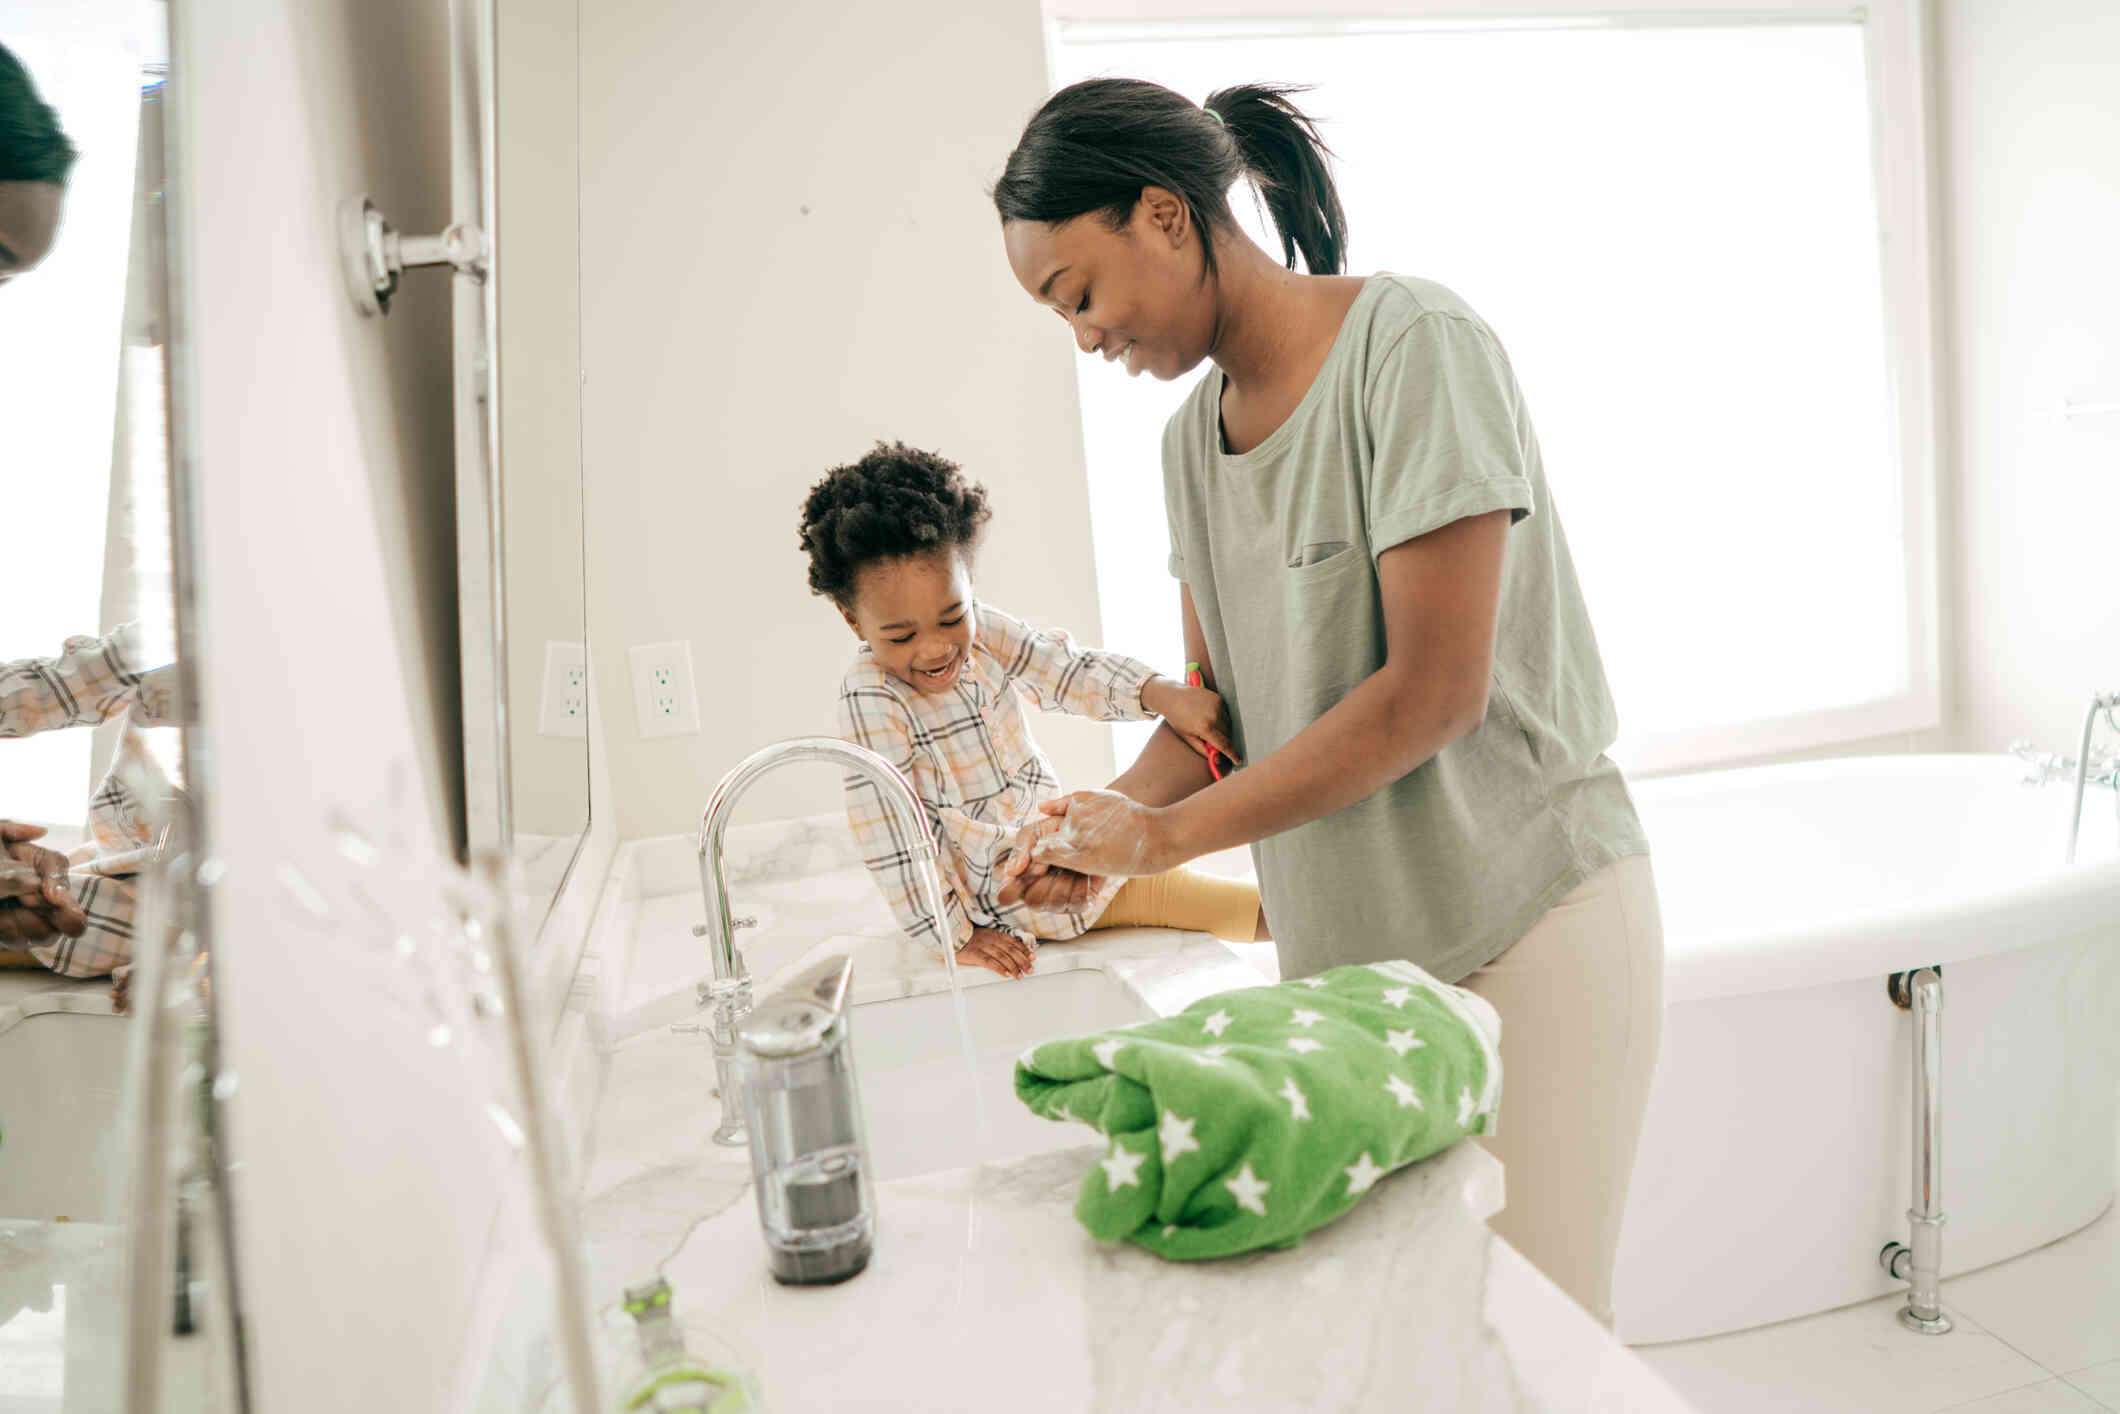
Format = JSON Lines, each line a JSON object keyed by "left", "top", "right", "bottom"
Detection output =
{"left": 177, "top": 1, "right": 493, "bottom": 1406}
{"left": 579, "top": 0, "right": 1114, "bottom": 840}
{"left": 498, "top": 0, "right": 593, "bottom": 843}
{"left": 1933, "top": 0, "right": 2120, "bottom": 755}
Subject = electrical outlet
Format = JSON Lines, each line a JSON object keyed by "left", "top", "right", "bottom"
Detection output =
{"left": 629, "top": 640, "right": 702, "bottom": 739}
{"left": 537, "top": 640, "right": 589, "bottom": 739}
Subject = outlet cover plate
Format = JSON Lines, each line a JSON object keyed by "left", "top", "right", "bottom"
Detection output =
{"left": 537, "top": 640, "right": 589, "bottom": 739}
{"left": 629, "top": 640, "right": 702, "bottom": 739}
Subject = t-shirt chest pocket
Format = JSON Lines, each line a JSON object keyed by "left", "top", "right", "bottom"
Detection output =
{"left": 1287, "top": 537, "right": 1358, "bottom": 570}
{"left": 1276, "top": 534, "right": 1380, "bottom": 719}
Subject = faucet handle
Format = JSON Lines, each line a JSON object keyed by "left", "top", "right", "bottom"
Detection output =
{"left": 2010, "top": 740, "right": 2071, "bottom": 785}
{"left": 691, "top": 915, "right": 758, "bottom": 938}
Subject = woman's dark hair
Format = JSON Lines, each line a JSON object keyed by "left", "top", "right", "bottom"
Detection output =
{"left": 992, "top": 78, "right": 1346, "bottom": 280}
{"left": 798, "top": 441, "right": 993, "bottom": 609}
{"left": 0, "top": 43, "right": 79, "bottom": 186}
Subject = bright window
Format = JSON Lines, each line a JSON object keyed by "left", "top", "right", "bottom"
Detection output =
{"left": 1, "top": 21, "right": 153, "bottom": 828}
{"left": 1051, "top": 7, "right": 1938, "bottom": 774}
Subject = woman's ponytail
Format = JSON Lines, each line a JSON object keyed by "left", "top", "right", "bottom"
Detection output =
{"left": 1204, "top": 83, "right": 1348, "bottom": 277}
{"left": 993, "top": 77, "right": 1350, "bottom": 282}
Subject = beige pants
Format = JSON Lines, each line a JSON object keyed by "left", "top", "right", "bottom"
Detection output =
{"left": 1459, "top": 852, "right": 1664, "bottom": 1328}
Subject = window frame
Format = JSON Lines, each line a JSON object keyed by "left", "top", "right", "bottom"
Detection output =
{"left": 1040, "top": 0, "right": 1945, "bottom": 776}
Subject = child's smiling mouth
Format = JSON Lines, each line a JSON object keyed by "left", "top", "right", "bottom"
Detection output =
{"left": 914, "top": 651, "right": 962, "bottom": 688}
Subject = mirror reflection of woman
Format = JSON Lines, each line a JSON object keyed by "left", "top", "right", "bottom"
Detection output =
{"left": 990, "top": 79, "right": 1662, "bottom": 1328}
{"left": 0, "top": 41, "right": 73, "bottom": 285}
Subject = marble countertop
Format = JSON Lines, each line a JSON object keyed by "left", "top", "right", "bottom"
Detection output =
{"left": 675, "top": 1142, "right": 1697, "bottom": 1413}
{"left": 581, "top": 875, "right": 1698, "bottom": 1414}
{"left": 0, "top": 1219, "right": 214, "bottom": 1412}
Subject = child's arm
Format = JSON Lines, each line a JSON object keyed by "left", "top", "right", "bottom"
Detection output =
{"left": 837, "top": 682, "right": 1037, "bottom": 969}
{"left": 979, "top": 603, "right": 1162, "bottom": 722}
{"left": 981, "top": 603, "right": 1237, "bottom": 762}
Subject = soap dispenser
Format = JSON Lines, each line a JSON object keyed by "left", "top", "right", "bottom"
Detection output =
{"left": 734, "top": 952, "right": 874, "bottom": 1285}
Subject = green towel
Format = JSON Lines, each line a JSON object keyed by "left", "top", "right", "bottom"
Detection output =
{"left": 1014, "top": 959, "right": 1502, "bottom": 1259}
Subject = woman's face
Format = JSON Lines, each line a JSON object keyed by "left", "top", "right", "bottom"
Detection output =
{"left": 1003, "top": 186, "right": 1218, "bottom": 382}
{"left": 843, "top": 549, "right": 979, "bottom": 696}
{"left": 0, "top": 180, "right": 64, "bottom": 285}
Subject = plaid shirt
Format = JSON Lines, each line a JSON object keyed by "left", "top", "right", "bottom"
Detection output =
{"left": 837, "top": 602, "right": 1160, "bottom": 956}
{"left": 1, "top": 625, "right": 179, "bottom": 977}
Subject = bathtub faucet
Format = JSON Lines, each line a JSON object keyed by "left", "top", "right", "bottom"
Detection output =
{"left": 2066, "top": 692, "right": 2120, "bottom": 865}
{"left": 693, "top": 737, "right": 952, "bottom": 1147}
{"left": 2008, "top": 694, "right": 2120, "bottom": 866}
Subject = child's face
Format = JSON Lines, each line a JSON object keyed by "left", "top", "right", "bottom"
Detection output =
{"left": 843, "top": 550, "right": 977, "bottom": 695}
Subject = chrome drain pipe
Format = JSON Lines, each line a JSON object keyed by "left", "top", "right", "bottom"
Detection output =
{"left": 1879, "top": 966, "right": 1953, "bottom": 1334}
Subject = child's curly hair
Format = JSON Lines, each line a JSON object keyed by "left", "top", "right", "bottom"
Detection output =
{"left": 798, "top": 442, "right": 993, "bottom": 608}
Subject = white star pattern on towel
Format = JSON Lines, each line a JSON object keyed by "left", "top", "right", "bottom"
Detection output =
{"left": 1285, "top": 1037, "right": 1324, "bottom": 1055}
{"left": 1202, "top": 1009, "right": 1233, "bottom": 1037}
{"left": 1344, "top": 1152, "right": 1385, "bottom": 1196}
{"left": 1053, "top": 1103, "right": 1075, "bottom": 1123}
{"left": 1295, "top": 977, "right": 1327, "bottom": 989}
{"left": 1019, "top": 1045, "right": 1040, "bottom": 1068}
{"left": 1381, "top": 986, "right": 1414, "bottom": 1008}
{"left": 1385, "top": 1028, "right": 1424, "bottom": 1056}
{"left": 1202, "top": 1044, "right": 1231, "bottom": 1059}
{"left": 1092, "top": 1039, "right": 1124, "bottom": 1070}
{"left": 1385, "top": 1073, "right": 1423, "bottom": 1109}
{"left": 1100, "top": 1143, "right": 1146, "bottom": 1191}
{"left": 1188, "top": 1050, "right": 1226, "bottom": 1067}
{"left": 1457, "top": 1087, "right": 1477, "bottom": 1127}
{"left": 1226, "top": 1162, "right": 1271, "bottom": 1216}
{"left": 1278, "top": 1076, "right": 1311, "bottom": 1120}
{"left": 1160, "top": 1109, "right": 1200, "bottom": 1165}
{"left": 1289, "top": 1008, "right": 1323, "bottom": 1028}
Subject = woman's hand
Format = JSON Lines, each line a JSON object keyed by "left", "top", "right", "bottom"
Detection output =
{"left": 1142, "top": 678, "right": 1241, "bottom": 768}
{"left": 1, "top": 821, "right": 85, "bottom": 936}
{"left": 956, "top": 926, "right": 1036, "bottom": 980}
{"left": 1001, "top": 790, "right": 1175, "bottom": 886}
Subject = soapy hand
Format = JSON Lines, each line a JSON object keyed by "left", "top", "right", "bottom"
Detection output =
{"left": 1142, "top": 677, "right": 1241, "bottom": 770}
{"left": 1000, "top": 790, "right": 1167, "bottom": 888}
{"left": 0, "top": 821, "right": 86, "bottom": 938}
{"left": 957, "top": 926, "right": 1036, "bottom": 980}
{"left": 993, "top": 850, "right": 1103, "bottom": 910}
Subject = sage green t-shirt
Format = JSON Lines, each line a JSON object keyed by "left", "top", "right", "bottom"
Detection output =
{"left": 1163, "top": 274, "right": 1648, "bottom": 984}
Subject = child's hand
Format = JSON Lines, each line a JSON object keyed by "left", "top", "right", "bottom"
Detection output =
{"left": 1143, "top": 677, "right": 1241, "bottom": 770}
{"left": 957, "top": 926, "right": 1036, "bottom": 980}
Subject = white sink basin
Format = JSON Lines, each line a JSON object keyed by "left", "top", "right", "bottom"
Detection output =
{"left": 0, "top": 1009, "right": 127, "bottom": 1222}
{"left": 849, "top": 967, "right": 1147, "bottom": 1182}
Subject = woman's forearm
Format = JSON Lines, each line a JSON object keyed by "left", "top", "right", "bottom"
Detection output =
{"left": 1109, "top": 722, "right": 1216, "bottom": 807}
{"left": 1159, "top": 666, "right": 1479, "bottom": 864}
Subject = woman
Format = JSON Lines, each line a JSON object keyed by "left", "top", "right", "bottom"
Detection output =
{"left": 990, "top": 78, "right": 1662, "bottom": 1327}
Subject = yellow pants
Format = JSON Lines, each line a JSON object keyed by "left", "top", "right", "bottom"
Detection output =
{"left": 1087, "top": 867, "right": 1262, "bottom": 942}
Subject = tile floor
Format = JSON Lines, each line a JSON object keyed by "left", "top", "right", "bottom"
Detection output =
{"left": 1632, "top": 1192, "right": 2120, "bottom": 1413}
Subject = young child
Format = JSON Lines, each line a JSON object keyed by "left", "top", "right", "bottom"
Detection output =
{"left": 801, "top": 441, "right": 1267, "bottom": 978}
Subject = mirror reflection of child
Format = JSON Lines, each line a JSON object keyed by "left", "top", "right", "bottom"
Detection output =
{"left": 800, "top": 442, "right": 1269, "bottom": 978}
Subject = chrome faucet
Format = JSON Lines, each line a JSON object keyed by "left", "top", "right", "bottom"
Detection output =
{"left": 2065, "top": 691, "right": 2120, "bottom": 865}
{"left": 2009, "top": 689, "right": 2120, "bottom": 864}
{"left": 692, "top": 737, "right": 954, "bottom": 1146}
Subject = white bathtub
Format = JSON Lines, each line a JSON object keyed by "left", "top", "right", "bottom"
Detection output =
{"left": 1613, "top": 753, "right": 2120, "bottom": 1343}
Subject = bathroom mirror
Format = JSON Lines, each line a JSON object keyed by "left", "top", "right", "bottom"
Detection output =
{"left": 470, "top": 0, "right": 590, "bottom": 934}
{"left": 0, "top": 2, "right": 246, "bottom": 1409}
